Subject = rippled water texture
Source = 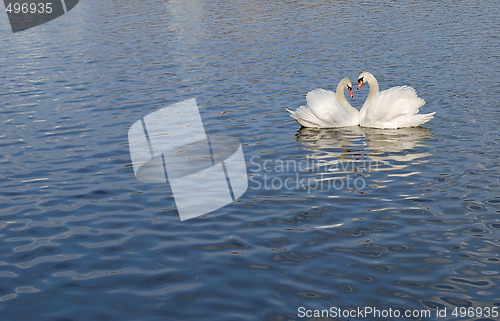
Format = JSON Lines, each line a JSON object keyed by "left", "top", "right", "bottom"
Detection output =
{"left": 0, "top": 1, "right": 499, "bottom": 320}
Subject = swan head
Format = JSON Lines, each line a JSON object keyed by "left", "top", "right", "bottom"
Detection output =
{"left": 340, "top": 78, "right": 354, "bottom": 98}
{"left": 357, "top": 72, "right": 374, "bottom": 90}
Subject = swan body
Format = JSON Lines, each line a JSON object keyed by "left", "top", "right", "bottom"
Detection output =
{"left": 287, "top": 78, "right": 358, "bottom": 128}
{"left": 357, "top": 72, "right": 435, "bottom": 129}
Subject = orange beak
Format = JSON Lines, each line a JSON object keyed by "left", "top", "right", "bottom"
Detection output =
{"left": 357, "top": 79, "right": 363, "bottom": 90}
{"left": 348, "top": 87, "right": 354, "bottom": 98}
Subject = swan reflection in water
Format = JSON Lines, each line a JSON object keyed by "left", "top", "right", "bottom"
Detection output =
{"left": 295, "top": 126, "right": 433, "bottom": 189}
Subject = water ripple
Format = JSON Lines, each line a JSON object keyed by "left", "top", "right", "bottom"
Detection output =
{"left": 0, "top": 0, "right": 499, "bottom": 320}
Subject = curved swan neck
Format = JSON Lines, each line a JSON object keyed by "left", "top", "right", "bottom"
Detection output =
{"left": 365, "top": 74, "right": 380, "bottom": 102}
{"left": 336, "top": 79, "right": 351, "bottom": 110}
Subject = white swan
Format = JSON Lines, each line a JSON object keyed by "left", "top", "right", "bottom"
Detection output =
{"left": 357, "top": 72, "right": 435, "bottom": 129}
{"left": 287, "top": 78, "right": 358, "bottom": 128}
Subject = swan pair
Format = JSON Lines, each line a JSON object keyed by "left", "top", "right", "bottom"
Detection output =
{"left": 287, "top": 72, "right": 435, "bottom": 129}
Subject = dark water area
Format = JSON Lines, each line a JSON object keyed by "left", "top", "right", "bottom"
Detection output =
{"left": 0, "top": 1, "right": 499, "bottom": 320}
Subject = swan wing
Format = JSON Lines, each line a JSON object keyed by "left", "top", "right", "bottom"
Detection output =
{"left": 362, "top": 86, "right": 433, "bottom": 128}
{"left": 286, "top": 106, "right": 325, "bottom": 128}
{"left": 306, "top": 89, "right": 350, "bottom": 126}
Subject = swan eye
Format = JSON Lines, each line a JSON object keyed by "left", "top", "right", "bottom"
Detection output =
{"left": 347, "top": 85, "right": 352, "bottom": 90}
{"left": 358, "top": 77, "right": 364, "bottom": 82}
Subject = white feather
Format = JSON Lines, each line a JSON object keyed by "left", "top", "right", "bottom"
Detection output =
{"left": 358, "top": 72, "right": 435, "bottom": 129}
{"left": 287, "top": 79, "right": 358, "bottom": 128}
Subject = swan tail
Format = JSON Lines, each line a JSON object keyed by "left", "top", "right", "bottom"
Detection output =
{"left": 286, "top": 107, "right": 296, "bottom": 118}
{"left": 394, "top": 111, "right": 436, "bottom": 128}
{"left": 286, "top": 106, "right": 321, "bottom": 127}
{"left": 412, "top": 111, "right": 436, "bottom": 127}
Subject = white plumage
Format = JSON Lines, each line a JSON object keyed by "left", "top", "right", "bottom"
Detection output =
{"left": 287, "top": 78, "right": 358, "bottom": 128}
{"left": 357, "top": 72, "right": 435, "bottom": 129}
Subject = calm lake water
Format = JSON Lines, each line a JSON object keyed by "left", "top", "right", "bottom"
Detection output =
{"left": 1, "top": 1, "right": 499, "bottom": 320}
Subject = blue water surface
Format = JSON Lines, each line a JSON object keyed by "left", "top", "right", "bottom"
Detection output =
{"left": 0, "top": 1, "right": 499, "bottom": 320}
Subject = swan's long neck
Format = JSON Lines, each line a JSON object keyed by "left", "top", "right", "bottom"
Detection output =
{"left": 366, "top": 76, "right": 380, "bottom": 103}
{"left": 336, "top": 81, "right": 351, "bottom": 110}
